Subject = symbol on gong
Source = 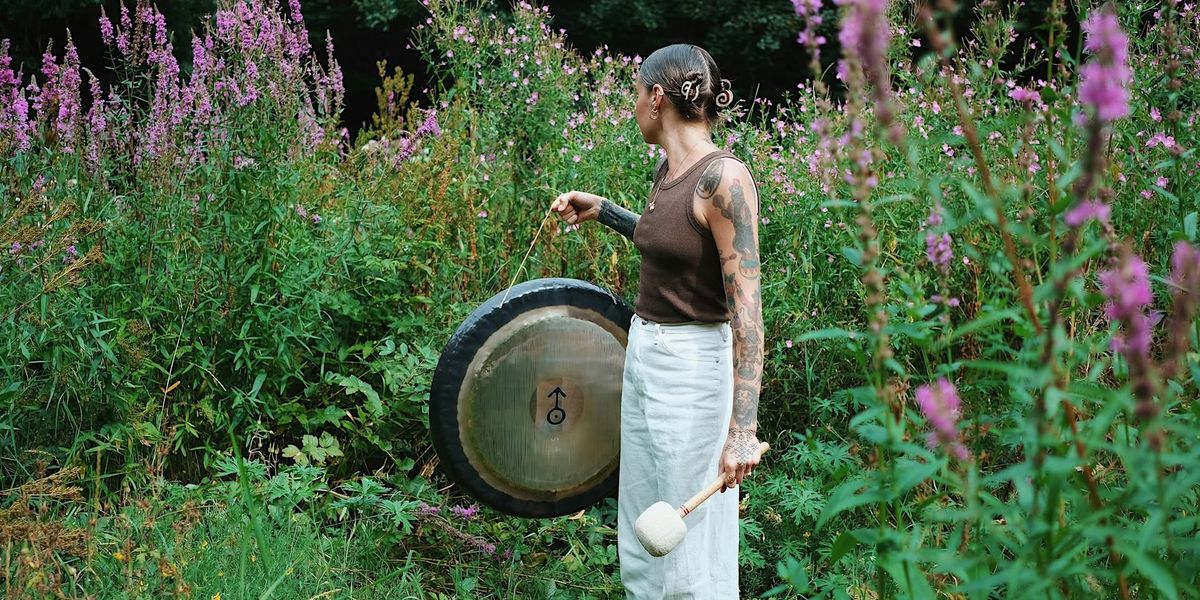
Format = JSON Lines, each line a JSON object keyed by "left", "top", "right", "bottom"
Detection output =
{"left": 546, "top": 386, "right": 567, "bottom": 425}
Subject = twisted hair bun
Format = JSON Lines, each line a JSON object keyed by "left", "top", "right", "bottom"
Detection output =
{"left": 637, "top": 44, "right": 732, "bottom": 123}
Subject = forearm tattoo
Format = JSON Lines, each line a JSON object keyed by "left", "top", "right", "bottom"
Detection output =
{"left": 712, "top": 175, "right": 763, "bottom": 432}
{"left": 598, "top": 199, "right": 639, "bottom": 241}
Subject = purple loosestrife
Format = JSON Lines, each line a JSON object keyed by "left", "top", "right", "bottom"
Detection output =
{"left": 792, "top": 0, "right": 826, "bottom": 84}
{"left": 0, "top": 42, "right": 33, "bottom": 153}
{"left": 56, "top": 40, "right": 83, "bottom": 152}
{"left": 1162, "top": 242, "right": 1200, "bottom": 379}
{"left": 84, "top": 72, "right": 107, "bottom": 169}
{"left": 99, "top": 8, "right": 115, "bottom": 46}
{"left": 926, "top": 232, "right": 953, "bottom": 275}
{"left": 1079, "top": 6, "right": 1131, "bottom": 123}
{"left": 1063, "top": 200, "right": 1110, "bottom": 227}
{"left": 115, "top": 4, "right": 131, "bottom": 55}
{"left": 837, "top": 0, "right": 900, "bottom": 142}
{"left": 1100, "top": 250, "right": 1159, "bottom": 420}
{"left": 416, "top": 109, "right": 442, "bottom": 138}
{"left": 1099, "top": 254, "right": 1153, "bottom": 357}
{"left": 915, "top": 378, "right": 968, "bottom": 460}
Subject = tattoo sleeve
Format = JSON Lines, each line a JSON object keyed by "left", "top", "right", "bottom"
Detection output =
{"left": 710, "top": 171, "right": 763, "bottom": 432}
{"left": 598, "top": 199, "right": 639, "bottom": 241}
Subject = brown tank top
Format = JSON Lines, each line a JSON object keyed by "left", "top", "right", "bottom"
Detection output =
{"left": 633, "top": 150, "right": 736, "bottom": 323}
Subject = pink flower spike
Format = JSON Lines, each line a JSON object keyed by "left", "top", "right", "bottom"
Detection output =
{"left": 915, "top": 378, "right": 968, "bottom": 460}
{"left": 1079, "top": 7, "right": 1132, "bottom": 122}
{"left": 1063, "top": 200, "right": 1111, "bottom": 228}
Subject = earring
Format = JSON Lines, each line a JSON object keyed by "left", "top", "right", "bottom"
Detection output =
{"left": 650, "top": 108, "right": 659, "bottom": 120}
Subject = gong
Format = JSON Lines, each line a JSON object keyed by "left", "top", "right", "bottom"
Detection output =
{"left": 430, "top": 278, "right": 633, "bottom": 517}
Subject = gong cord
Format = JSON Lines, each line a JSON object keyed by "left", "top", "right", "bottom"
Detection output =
{"left": 500, "top": 206, "right": 555, "bottom": 306}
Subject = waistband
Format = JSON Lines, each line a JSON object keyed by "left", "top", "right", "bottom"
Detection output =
{"left": 631, "top": 314, "right": 730, "bottom": 330}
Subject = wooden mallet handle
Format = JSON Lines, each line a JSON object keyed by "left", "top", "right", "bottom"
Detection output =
{"left": 678, "top": 442, "right": 769, "bottom": 517}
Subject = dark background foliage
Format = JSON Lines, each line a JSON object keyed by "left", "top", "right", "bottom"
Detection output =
{"left": 1, "top": 0, "right": 1066, "bottom": 136}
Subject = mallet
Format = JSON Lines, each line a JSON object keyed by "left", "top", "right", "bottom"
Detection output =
{"left": 634, "top": 442, "right": 770, "bottom": 557}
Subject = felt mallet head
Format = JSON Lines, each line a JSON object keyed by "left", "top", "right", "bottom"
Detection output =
{"left": 634, "top": 501, "right": 686, "bottom": 557}
{"left": 633, "top": 442, "right": 770, "bottom": 557}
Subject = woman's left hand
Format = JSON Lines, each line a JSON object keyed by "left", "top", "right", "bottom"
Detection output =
{"left": 719, "top": 427, "right": 762, "bottom": 491}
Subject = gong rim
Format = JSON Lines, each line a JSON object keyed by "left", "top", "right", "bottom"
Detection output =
{"left": 430, "top": 278, "right": 633, "bottom": 517}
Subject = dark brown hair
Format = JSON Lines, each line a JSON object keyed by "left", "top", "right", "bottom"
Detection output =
{"left": 637, "top": 44, "right": 733, "bottom": 123}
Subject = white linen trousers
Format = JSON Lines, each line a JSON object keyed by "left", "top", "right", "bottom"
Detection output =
{"left": 618, "top": 315, "right": 739, "bottom": 599}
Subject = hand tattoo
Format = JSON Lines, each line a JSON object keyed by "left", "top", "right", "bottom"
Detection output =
{"left": 724, "top": 427, "right": 760, "bottom": 466}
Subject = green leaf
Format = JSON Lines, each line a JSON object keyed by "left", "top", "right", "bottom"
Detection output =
{"left": 1185, "top": 212, "right": 1197, "bottom": 241}
{"left": 841, "top": 246, "right": 863, "bottom": 266}
{"left": 895, "top": 459, "right": 940, "bottom": 495}
{"left": 880, "top": 556, "right": 937, "bottom": 600}
{"left": 797, "top": 328, "right": 859, "bottom": 342}
{"left": 339, "top": 375, "right": 383, "bottom": 416}
{"left": 960, "top": 359, "right": 1035, "bottom": 379}
{"left": 817, "top": 477, "right": 881, "bottom": 530}
{"left": 944, "top": 308, "right": 1020, "bottom": 344}
{"left": 249, "top": 372, "right": 267, "bottom": 400}
{"left": 1120, "top": 543, "right": 1178, "bottom": 600}
{"left": 773, "top": 556, "right": 810, "bottom": 593}
{"left": 828, "top": 530, "right": 860, "bottom": 565}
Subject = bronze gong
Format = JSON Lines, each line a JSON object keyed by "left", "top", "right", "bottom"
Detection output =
{"left": 430, "top": 278, "right": 633, "bottom": 517}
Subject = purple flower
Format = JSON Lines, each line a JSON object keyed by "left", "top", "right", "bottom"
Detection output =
{"left": 295, "top": 205, "right": 308, "bottom": 218}
{"left": 1063, "top": 199, "right": 1111, "bottom": 227}
{"left": 926, "top": 232, "right": 953, "bottom": 273}
{"left": 99, "top": 8, "right": 115, "bottom": 46}
{"left": 1099, "top": 254, "right": 1153, "bottom": 356}
{"left": 793, "top": 0, "right": 825, "bottom": 64}
{"left": 311, "top": 214, "right": 322, "bottom": 224}
{"left": 1079, "top": 7, "right": 1131, "bottom": 122}
{"left": 416, "top": 110, "right": 441, "bottom": 138}
{"left": 63, "top": 245, "right": 78, "bottom": 264}
{"left": 415, "top": 502, "right": 440, "bottom": 517}
{"left": 915, "top": 378, "right": 968, "bottom": 460}
{"left": 1171, "top": 242, "right": 1200, "bottom": 284}
{"left": 837, "top": 0, "right": 890, "bottom": 80}
{"left": 1008, "top": 87, "right": 1038, "bottom": 104}
{"left": 116, "top": 4, "right": 131, "bottom": 55}
{"left": 10, "top": 241, "right": 22, "bottom": 255}
{"left": 450, "top": 504, "right": 480, "bottom": 520}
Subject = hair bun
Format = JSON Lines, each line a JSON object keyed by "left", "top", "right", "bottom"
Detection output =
{"left": 715, "top": 78, "right": 734, "bottom": 108}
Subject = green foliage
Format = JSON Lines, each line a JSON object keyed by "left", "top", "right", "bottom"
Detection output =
{"left": 4, "top": 0, "right": 1200, "bottom": 597}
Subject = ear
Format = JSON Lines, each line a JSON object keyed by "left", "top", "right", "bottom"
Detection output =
{"left": 651, "top": 84, "right": 665, "bottom": 109}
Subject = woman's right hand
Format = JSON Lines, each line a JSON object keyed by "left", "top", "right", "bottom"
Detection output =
{"left": 550, "top": 191, "right": 605, "bottom": 225}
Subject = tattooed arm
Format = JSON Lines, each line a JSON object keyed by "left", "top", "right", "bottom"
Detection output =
{"left": 551, "top": 191, "right": 640, "bottom": 240}
{"left": 700, "top": 158, "right": 765, "bottom": 489}
{"left": 551, "top": 157, "right": 660, "bottom": 240}
{"left": 597, "top": 200, "right": 639, "bottom": 240}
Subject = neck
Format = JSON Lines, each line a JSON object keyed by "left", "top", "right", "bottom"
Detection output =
{"left": 657, "top": 122, "right": 715, "bottom": 174}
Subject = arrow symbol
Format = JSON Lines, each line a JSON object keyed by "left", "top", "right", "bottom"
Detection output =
{"left": 548, "top": 387, "right": 566, "bottom": 402}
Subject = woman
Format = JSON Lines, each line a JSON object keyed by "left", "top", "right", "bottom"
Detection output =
{"left": 550, "top": 44, "right": 765, "bottom": 599}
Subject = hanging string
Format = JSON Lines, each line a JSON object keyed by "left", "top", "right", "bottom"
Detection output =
{"left": 500, "top": 206, "right": 556, "bottom": 306}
